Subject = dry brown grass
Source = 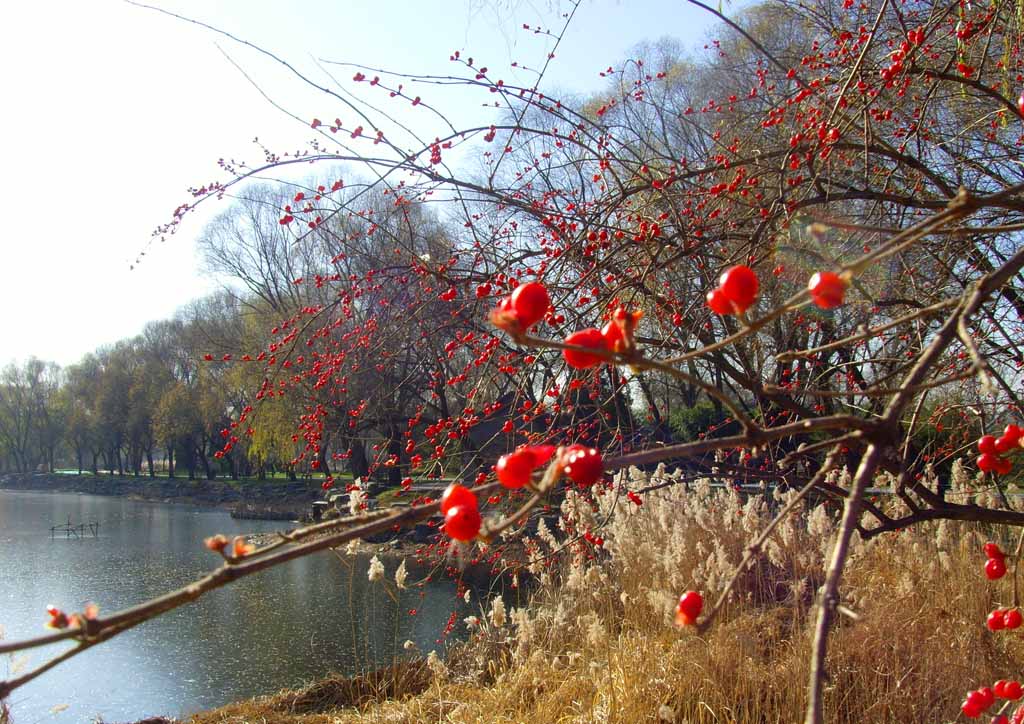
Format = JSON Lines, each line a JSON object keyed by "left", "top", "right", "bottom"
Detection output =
{"left": 187, "top": 662, "right": 430, "bottom": 724}
{"left": 188, "top": 466, "right": 1024, "bottom": 723}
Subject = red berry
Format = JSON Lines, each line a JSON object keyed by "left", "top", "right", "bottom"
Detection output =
{"left": 1006, "top": 681, "right": 1023, "bottom": 700}
{"left": 1018, "top": 92, "right": 1024, "bottom": 116}
{"left": 1006, "top": 424, "right": 1024, "bottom": 446}
{"left": 496, "top": 448, "right": 539, "bottom": 489}
{"left": 988, "top": 609, "right": 1007, "bottom": 631}
{"left": 996, "top": 456, "right": 1014, "bottom": 476}
{"left": 563, "top": 328, "right": 608, "bottom": 369}
{"left": 527, "top": 445, "right": 555, "bottom": 467}
{"left": 980, "top": 435, "right": 999, "bottom": 454}
{"left": 440, "top": 483, "right": 477, "bottom": 515}
{"left": 490, "top": 296, "right": 519, "bottom": 335}
{"left": 600, "top": 308, "right": 642, "bottom": 353}
{"left": 719, "top": 265, "right": 759, "bottom": 310}
{"left": 706, "top": 287, "right": 734, "bottom": 315}
{"left": 979, "top": 453, "right": 1001, "bottom": 473}
{"left": 968, "top": 690, "right": 989, "bottom": 712}
{"left": 962, "top": 700, "right": 983, "bottom": 719}
{"left": 1005, "top": 609, "right": 1023, "bottom": 629}
{"left": 600, "top": 320, "right": 624, "bottom": 351}
{"left": 986, "top": 557, "right": 1008, "bottom": 580}
{"left": 509, "top": 282, "right": 550, "bottom": 330}
{"left": 808, "top": 271, "right": 847, "bottom": 309}
{"left": 45, "top": 605, "right": 69, "bottom": 629}
{"left": 981, "top": 688, "right": 997, "bottom": 709}
{"left": 444, "top": 503, "right": 482, "bottom": 542}
{"left": 675, "top": 591, "right": 704, "bottom": 626}
{"left": 560, "top": 444, "right": 604, "bottom": 487}
{"left": 996, "top": 435, "right": 1017, "bottom": 455}
{"left": 985, "top": 542, "right": 1005, "bottom": 559}
{"left": 997, "top": 681, "right": 1010, "bottom": 699}
{"left": 994, "top": 715, "right": 1010, "bottom": 724}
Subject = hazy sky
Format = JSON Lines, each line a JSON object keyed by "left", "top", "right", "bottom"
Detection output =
{"left": 0, "top": 0, "right": 714, "bottom": 367}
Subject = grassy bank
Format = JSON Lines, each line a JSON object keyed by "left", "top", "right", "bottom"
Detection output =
{"left": 178, "top": 466, "right": 1023, "bottom": 722}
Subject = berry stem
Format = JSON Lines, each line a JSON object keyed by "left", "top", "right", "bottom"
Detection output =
{"left": 480, "top": 451, "right": 564, "bottom": 542}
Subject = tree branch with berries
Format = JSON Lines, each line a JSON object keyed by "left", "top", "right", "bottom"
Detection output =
{"left": 9, "top": 2, "right": 1024, "bottom": 721}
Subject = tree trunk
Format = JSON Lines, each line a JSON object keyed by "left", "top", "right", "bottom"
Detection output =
{"left": 386, "top": 425, "right": 402, "bottom": 487}
{"left": 349, "top": 441, "right": 369, "bottom": 480}
{"left": 198, "top": 446, "right": 214, "bottom": 481}
{"left": 318, "top": 441, "right": 332, "bottom": 479}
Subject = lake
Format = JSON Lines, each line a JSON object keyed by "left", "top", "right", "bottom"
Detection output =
{"left": 0, "top": 490, "right": 481, "bottom": 723}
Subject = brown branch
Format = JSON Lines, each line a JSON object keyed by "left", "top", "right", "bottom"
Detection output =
{"left": 606, "top": 415, "right": 876, "bottom": 470}
{"left": 805, "top": 443, "right": 882, "bottom": 724}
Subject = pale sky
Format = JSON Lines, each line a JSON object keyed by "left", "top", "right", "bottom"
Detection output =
{"left": 0, "top": 0, "right": 713, "bottom": 367}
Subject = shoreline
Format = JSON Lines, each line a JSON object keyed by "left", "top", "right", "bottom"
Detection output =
{"left": 0, "top": 472, "right": 321, "bottom": 517}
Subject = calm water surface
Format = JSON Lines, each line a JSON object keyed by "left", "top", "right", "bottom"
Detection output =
{"left": 0, "top": 490, "right": 476, "bottom": 723}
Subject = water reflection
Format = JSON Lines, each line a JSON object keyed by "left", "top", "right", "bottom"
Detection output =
{"left": 0, "top": 491, "right": 476, "bottom": 722}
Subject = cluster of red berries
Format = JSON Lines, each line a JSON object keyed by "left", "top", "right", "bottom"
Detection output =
{"left": 997, "top": 680, "right": 1024, "bottom": 701}
{"left": 204, "top": 534, "right": 255, "bottom": 558}
{"left": 495, "top": 445, "right": 555, "bottom": 488}
{"left": 706, "top": 265, "right": 849, "bottom": 316}
{"left": 675, "top": 590, "right": 703, "bottom": 626}
{"left": 973, "top": 542, "right": 1024, "bottom": 721}
{"left": 496, "top": 271, "right": 846, "bottom": 376}
{"left": 987, "top": 606, "right": 1022, "bottom": 631}
{"left": 706, "top": 265, "right": 759, "bottom": 315}
{"left": 489, "top": 281, "right": 550, "bottom": 337}
{"left": 442, "top": 444, "right": 605, "bottom": 542}
{"left": 961, "top": 680, "right": 1024, "bottom": 720}
{"left": 977, "top": 425, "right": 1023, "bottom": 475}
{"left": 440, "top": 483, "right": 482, "bottom": 542}
{"left": 985, "top": 542, "right": 1008, "bottom": 580}
{"left": 562, "top": 307, "right": 644, "bottom": 370}
{"left": 491, "top": 282, "right": 645, "bottom": 370}
{"left": 495, "top": 443, "right": 604, "bottom": 490}
{"left": 494, "top": 271, "right": 848, "bottom": 374}
{"left": 44, "top": 603, "right": 98, "bottom": 630}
